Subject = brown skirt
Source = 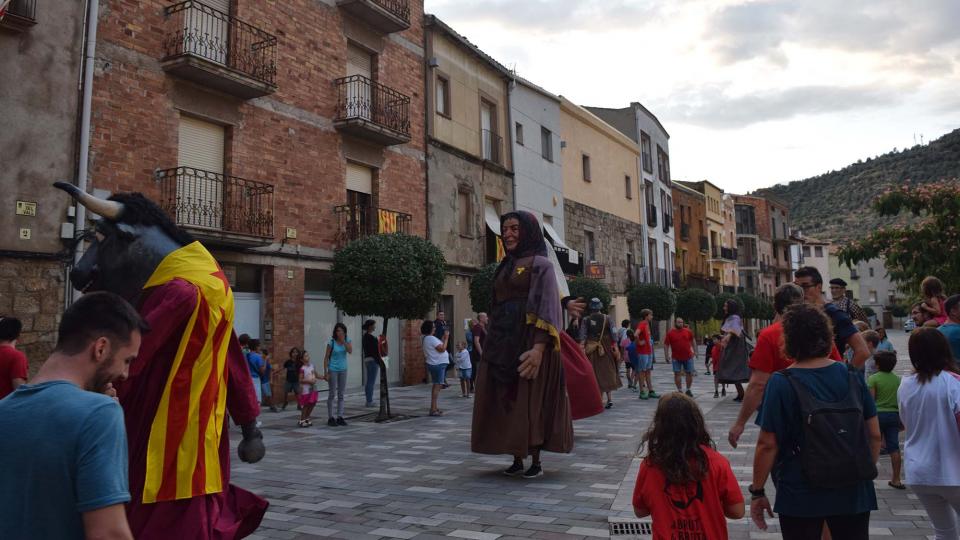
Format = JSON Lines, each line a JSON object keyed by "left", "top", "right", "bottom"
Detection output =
{"left": 585, "top": 342, "right": 622, "bottom": 393}
{"left": 471, "top": 347, "right": 574, "bottom": 457}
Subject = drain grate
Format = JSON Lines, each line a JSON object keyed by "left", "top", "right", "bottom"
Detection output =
{"left": 349, "top": 411, "right": 419, "bottom": 423}
{"left": 609, "top": 520, "right": 653, "bottom": 538}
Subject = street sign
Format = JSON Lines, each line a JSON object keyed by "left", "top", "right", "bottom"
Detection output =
{"left": 585, "top": 263, "right": 605, "bottom": 279}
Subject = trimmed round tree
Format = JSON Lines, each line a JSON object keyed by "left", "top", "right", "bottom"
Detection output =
{"left": 330, "top": 233, "right": 446, "bottom": 421}
{"left": 736, "top": 292, "right": 761, "bottom": 320}
{"left": 627, "top": 284, "right": 676, "bottom": 321}
{"left": 674, "top": 288, "right": 716, "bottom": 336}
{"left": 568, "top": 275, "right": 612, "bottom": 313}
{"left": 713, "top": 292, "right": 745, "bottom": 320}
{"left": 469, "top": 263, "right": 499, "bottom": 314}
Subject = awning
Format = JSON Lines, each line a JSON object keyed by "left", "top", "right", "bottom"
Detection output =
{"left": 484, "top": 203, "right": 501, "bottom": 236}
{"left": 542, "top": 222, "right": 569, "bottom": 250}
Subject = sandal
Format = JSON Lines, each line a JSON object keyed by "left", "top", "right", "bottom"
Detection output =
{"left": 888, "top": 481, "right": 906, "bottom": 490}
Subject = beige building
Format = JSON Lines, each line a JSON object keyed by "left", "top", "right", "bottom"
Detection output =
{"left": 425, "top": 15, "right": 514, "bottom": 348}
{"left": 560, "top": 97, "right": 644, "bottom": 320}
{"left": 681, "top": 181, "right": 737, "bottom": 291}
{"left": 721, "top": 194, "right": 739, "bottom": 291}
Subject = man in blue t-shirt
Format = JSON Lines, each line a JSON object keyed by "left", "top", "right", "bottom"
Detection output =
{"left": 0, "top": 292, "right": 145, "bottom": 540}
{"left": 939, "top": 294, "right": 960, "bottom": 361}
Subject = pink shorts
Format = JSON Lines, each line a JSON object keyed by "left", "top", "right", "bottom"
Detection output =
{"left": 298, "top": 391, "right": 318, "bottom": 406}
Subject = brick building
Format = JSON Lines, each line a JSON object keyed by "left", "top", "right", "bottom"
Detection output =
{"left": 734, "top": 195, "right": 796, "bottom": 298}
{"left": 85, "top": 0, "right": 428, "bottom": 387}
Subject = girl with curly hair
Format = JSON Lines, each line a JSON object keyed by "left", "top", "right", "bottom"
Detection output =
{"left": 632, "top": 393, "right": 744, "bottom": 539}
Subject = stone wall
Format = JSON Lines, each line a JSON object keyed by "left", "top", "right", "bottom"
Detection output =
{"left": 0, "top": 258, "right": 65, "bottom": 375}
{"left": 564, "top": 199, "right": 645, "bottom": 295}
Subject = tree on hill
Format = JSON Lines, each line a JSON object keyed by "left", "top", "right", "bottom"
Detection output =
{"left": 330, "top": 233, "right": 446, "bottom": 421}
{"left": 839, "top": 181, "right": 960, "bottom": 296}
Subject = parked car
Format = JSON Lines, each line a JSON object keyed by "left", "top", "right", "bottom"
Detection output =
{"left": 904, "top": 318, "right": 917, "bottom": 333}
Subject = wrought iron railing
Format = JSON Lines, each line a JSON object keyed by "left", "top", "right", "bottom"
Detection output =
{"left": 334, "top": 75, "right": 411, "bottom": 137}
{"left": 721, "top": 247, "right": 737, "bottom": 260}
{"left": 334, "top": 203, "right": 412, "bottom": 245}
{"left": 662, "top": 213, "right": 672, "bottom": 233}
{"left": 370, "top": 0, "right": 410, "bottom": 23}
{"left": 481, "top": 129, "right": 503, "bottom": 164}
{"left": 163, "top": 1, "right": 278, "bottom": 86}
{"left": 3, "top": 0, "right": 36, "bottom": 20}
{"left": 680, "top": 222, "right": 690, "bottom": 241}
{"left": 699, "top": 236, "right": 708, "bottom": 252}
{"left": 157, "top": 167, "right": 275, "bottom": 238}
{"left": 647, "top": 205, "right": 657, "bottom": 228}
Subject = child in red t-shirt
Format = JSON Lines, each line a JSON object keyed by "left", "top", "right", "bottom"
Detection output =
{"left": 710, "top": 334, "right": 727, "bottom": 398}
{"left": 633, "top": 393, "right": 745, "bottom": 540}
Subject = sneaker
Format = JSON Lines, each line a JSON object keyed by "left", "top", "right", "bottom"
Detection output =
{"left": 269, "top": 406, "right": 279, "bottom": 413}
{"left": 327, "top": 417, "right": 337, "bottom": 427}
{"left": 639, "top": 391, "right": 649, "bottom": 400}
{"left": 685, "top": 389, "right": 693, "bottom": 397}
{"left": 605, "top": 401, "right": 613, "bottom": 409}
{"left": 648, "top": 391, "right": 659, "bottom": 399}
{"left": 336, "top": 417, "right": 347, "bottom": 426}
{"left": 705, "top": 370, "right": 711, "bottom": 375}
{"left": 504, "top": 461, "right": 525, "bottom": 476}
{"left": 523, "top": 464, "right": 544, "bottom": 479}
{"left": 714, "top": 391, "right": 720, "bottom": 398}
{"left": 733, "top": 396, "right": 743, "bottom": 403}
{"left": 721, "top": 388, "right": 727, "bottom": 397}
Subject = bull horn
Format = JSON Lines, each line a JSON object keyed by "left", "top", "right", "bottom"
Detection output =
{"left": 53, "top": 181, "right": 124, "bottom": 220}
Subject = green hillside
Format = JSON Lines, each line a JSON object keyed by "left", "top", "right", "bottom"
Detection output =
{"left": 753, "top": 129, "right": 960, "bottom": 244}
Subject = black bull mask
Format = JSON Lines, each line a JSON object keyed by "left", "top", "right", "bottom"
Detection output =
{"left": 54, "top": 182, "right": 184, "bottom": 303}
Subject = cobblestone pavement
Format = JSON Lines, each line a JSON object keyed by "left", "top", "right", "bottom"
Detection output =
{"left": 231, "top": 330, "right": 934, "bottom": 539}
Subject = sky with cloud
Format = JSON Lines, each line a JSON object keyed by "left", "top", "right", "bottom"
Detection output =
{"left": 425, "top": 0, "right": 960, "bottom": 193}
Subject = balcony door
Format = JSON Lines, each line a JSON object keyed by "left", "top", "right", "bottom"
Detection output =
{"left": 185, "top": 0, "right": 231, "bottom": 65}
{"left": 346, "top": 162, "right": 373, "bottom": 239}
{"left": 481, "top": 100, "right": 496, "bottom": 161}
{"left": 178, "top": 115, "right": 225, "bottom": 229}
{"left": 346, "top": 43, "right": 373, "bottom": 120}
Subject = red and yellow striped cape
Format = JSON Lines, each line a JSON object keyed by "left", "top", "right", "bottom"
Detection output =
{"left": 141, "top": 241, "right": 235, "bottom": 503}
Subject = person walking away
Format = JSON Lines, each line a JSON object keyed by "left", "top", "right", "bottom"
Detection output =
{"left": 245, "top": 338, "right": 265, "bottom": 404}
{"left": 455, "top": 341, "right": 473, "bottom": 398}
{"left": 0, "top": 316, "right": 28, "bottom": 399}
{"left": 362, "top": 319, "right": 383, "bottom": 408}
{"left": 634, "top": 309, "right": 658, "bottom": 400}
{"left": 0, "top": 292, "right": 145, "bottom": 540}
{"left": 898, "top": 327, "right": 960, "bottom": 539}
{"left": 421, "top": 320, "right": 449, "bottom": 416}
{"left": 867, "top": 351, "right": 904, "bottom": 489}
{"left": 718, "top": 300, "right": 749, "bottom": 402}
{"left": 282, "top": 347, "right": 302, "bottom": 411}
{"left": 729, "top": 284, "right": 843, "bottom": 447}
{"left": 920, "top": 276, "right": 949, "bottom": 327}
{"left": 794, "top": 266, "right": 870, "bottom": 369}
{"left": 632, "top": 393, "right": 744, "bottom": 539}
{"left": 938, "top": 294, "right": 960, "bottom": 361}
{"left": 580, "top": 298, "right": 622, "bottom": 409}
{"left": 750, "top": 303, "right": 880, "bottom": 540}
{"left": 323, "top": 323, "right": 352, "bottom": 427}
{"left": 297, "top": 351, "right": 318, "bottom": 427}
{"left": 471, "top": 211, "right": 573, "bottom": 478}
{"left": 664, "top": 317, "right": 697, "bottom": 396}
{"left": 829, "top": 278, "right": 870, "bottom": 324}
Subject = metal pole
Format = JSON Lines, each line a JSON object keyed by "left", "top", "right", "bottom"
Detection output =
{"left": 71, "top": 0, "right": 99, "bottom": 303}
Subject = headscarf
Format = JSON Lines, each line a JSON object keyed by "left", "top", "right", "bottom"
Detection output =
{"left": 494, "top": 211, "right": 548, "bottom": 281}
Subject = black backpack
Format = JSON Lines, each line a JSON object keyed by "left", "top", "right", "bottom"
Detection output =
{"left": 780, "top": 369, "right": 878, "bottom": 489}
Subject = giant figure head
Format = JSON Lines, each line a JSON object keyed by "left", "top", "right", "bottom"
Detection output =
{"left": 55, "top": 182, "right": 194, "bottom": 302}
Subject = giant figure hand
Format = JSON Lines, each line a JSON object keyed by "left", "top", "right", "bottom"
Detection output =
{"left": 238, "top": 422, "right": 265, "bottom": 463}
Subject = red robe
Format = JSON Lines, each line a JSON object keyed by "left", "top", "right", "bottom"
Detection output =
{"left": 560, "top": 331, "right": 604, "bottom": 420}
{"left": 117, "top": 278, "right": 267, "bottom": 539}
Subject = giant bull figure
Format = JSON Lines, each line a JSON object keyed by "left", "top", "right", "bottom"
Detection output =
{"left": 55, "top": 182, "right": 267, "bottom": 539}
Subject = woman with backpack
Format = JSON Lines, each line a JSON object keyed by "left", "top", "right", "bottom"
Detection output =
{"left": 898, "top": 328, "right": 960, "bottom": 539}
{"left": 750, "top": 303, "right": 881, "bottom": 540}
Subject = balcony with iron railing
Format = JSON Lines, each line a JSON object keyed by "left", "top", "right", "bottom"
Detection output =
{"left": 334, "top": 75, "right": 411, "bottom": 145}
{"left": 481, "top": 129, "right": 504, "bottom": 165}
{"left": 156, "top": 166, "right": 274, "bottom": 246}
{"left": 334, "top": 203, "right": 412, "bottom": 247}
{"left": 680, "top": 222, "right": 690, "bottom": 241}
{"left": 699, "top": 236, "right": 708, "bottom": 253}
{"left": 647, "top": 205, "right": 657, "bottom": 228}
{"left": 662, "top": 213, "right": 672, "bottom": 233}
{"left": 161, "top": 1, "right": 278, "bottom": 99}
{"left": 0, "top": 0, "right": 37, "bottom": 30}
{"left": 336, "top": 0, "right": 410, "bottom": 33}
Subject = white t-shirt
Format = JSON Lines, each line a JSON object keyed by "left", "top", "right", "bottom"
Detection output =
{"left": 898, "top": 371, "right": 960, "bottom": 486}
{"left": 455, "top": 349, "right": 472, "bottom": 370}
{"left": 423, "top": 336, "right": 448, "bottom": 366}
{"left": 300, "top": 363, "right": 317, "bottom": 394}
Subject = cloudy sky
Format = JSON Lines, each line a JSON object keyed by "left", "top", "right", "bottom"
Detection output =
{"left": 425, "top": 0, "right": 960, "bottom": 193}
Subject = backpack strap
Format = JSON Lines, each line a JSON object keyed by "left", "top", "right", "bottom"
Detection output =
{"left": 778, "top": 369, "right": 815, "bottom": 417}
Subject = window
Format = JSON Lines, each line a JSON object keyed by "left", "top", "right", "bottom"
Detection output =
{"left": 815, "top": 246, "right": 823, "bottom": 257}
{"left": 585, "top": 230, "right": 596, "bottom": 262}
{"left": 640, "top": 131, "right": 653, "bottom": 173}
{"left": 515, "top": 122, "right": 524, "bottom": 146}
{"left": 543, "top": 214, "right": 553, "bottom": 226}
{"left": 625, "top": 175, "right": 632, "bottom": 199}
{"left": 869, "top": 290, "right": 878, "bottom": 303}
{"left": 435, "top": 76, "right": 450, "bottom": 117}
{"left": 656, "top": 145, "right": 670, "bottom": 184}
{"left": 803, "top": 246, "right": 811, "bottom": 257}
{"left": 458, "top": 190, "right": 472, "bottom": 235}
{"left": 480, "top": 100, "right": 498, "bottom": 162}
{"left": 541, "top": 127, "right": 553, "bottom": 162}
{"left": 582, "top": 154, "right": 591, "bottom": 182}
{"left": 869, "top": 267, "right": 874, "bottom": 277}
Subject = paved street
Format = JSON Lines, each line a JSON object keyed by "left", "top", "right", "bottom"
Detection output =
{"left": 232, "top": 329, "right": 934, "bottom": 539}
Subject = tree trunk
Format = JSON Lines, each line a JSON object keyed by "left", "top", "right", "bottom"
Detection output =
{"left": 375, "top": 317, "right": 392, "bottom": 422}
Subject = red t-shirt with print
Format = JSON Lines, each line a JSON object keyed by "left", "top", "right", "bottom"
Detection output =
{"left": 0, "top": 346, "right": 28, "bottom": 399}
{"left": 748, "top": 321, "right": 842, "bottom": 373}
{"left": 635, "top": 321, "right": 652, "bottom": 355}
{"left": 664, "top": 328, "right": 695, "bottom": 361}
{"left": 632, "top": 446, "right": 743, "bottom": 540}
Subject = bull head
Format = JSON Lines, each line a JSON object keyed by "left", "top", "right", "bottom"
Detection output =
{"left": 55, "top": 182, "right": 182, "bottom": 303}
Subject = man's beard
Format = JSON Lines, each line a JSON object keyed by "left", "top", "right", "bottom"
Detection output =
{"left": 88, "top": 354, "right": 118, "bottom": 393}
